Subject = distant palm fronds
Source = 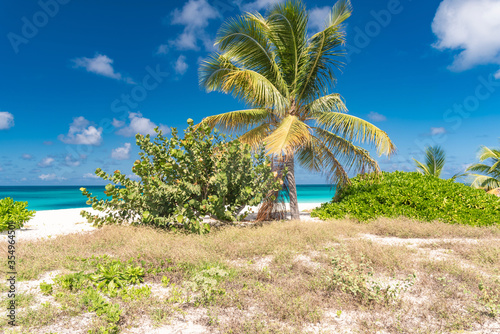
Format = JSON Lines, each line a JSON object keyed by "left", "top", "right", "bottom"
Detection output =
{"left": 413, "top": 145, "right": 446, "bottom": 178}
{"left": 466, "top": 145, "right": 500, "bottom": 191}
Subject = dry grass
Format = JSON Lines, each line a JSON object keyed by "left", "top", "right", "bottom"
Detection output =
{"left": 1, "top": 217, "right": 500, "bottom": 333}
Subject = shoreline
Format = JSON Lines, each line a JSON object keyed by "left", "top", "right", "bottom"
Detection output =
{"left": 0, "top": 202, "right": 323, "bottom": 242}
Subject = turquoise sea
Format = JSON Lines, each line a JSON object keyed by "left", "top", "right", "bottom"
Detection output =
{"left": 0, "top": 185, "right": 335, "bottom": 211}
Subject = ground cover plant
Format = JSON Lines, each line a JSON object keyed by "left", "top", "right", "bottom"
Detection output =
{"left": 1, "top": 217, "right": 500, "bottom": 333}
{"left": 0, "top": 197, "right": 36, "bottom": 232}
{"left": 312, "top": 171, "right": 500, "bottom": 226}
{"left": 81, "top": 119, "right": 281, "bottom": 234}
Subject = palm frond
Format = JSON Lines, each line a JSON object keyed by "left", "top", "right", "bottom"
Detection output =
{"left": 200, "top": 109, "right": 271, "bottom": 132}
{"left": 265, "top": 115, "right": 311, "bottom": 155}
{"left": 223, "top": 69, "right": 289, "bottom": 112}
{"left": 413, "top": 158, "right": 431, "bottom": 176}
{"left": 266, "top": 0, "right": 308, "bottom": 91}
{"left": 468, "top": 174, "right": 500, "bottom": 190}
{"left": 314, "top": 127, "right": 380, "bottom": 173}
{"left": 314, "top": 112, "right": 395, "bottom": 156}
{"left": 327, "top": 0, "right": 353, "bottom": 28}
{"left": 239, "top": 123, "right": 272, "bottom": 148}
{"left": 416, "top": 145, "right": 446, "bottom": 177}
{"left": 478, "top": 146, "right": 500, "bottom": 162}
{"left": 216, "top": 14, "right": 288, "bottom": 96}
{"left": 199, "top": 53, "right": 239, "bottom": 91}
{"left": 466, "top": 163, "right": 491, "bottom": 173}
{"left": 296, "top": 0, "right": 352, "bottom": 103}
{"left": 305, "top": 93, "right": 347, "bottom": 116}
{"left": 200, "top": 53, "right": 288, "bottom": 113}
{"left": 296, "top": 136, "right": 350, "bottom": 185}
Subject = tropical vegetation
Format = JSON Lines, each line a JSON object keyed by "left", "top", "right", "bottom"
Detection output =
{"left": 80, "top": 120, "right": 281, "bottom": 234}
{"left": 311, "top": 171, "right": 500, "bottom": 226}
{"left": 0, "top": 197, "right": 36, "bottom": 232}
{"left": 413, "top": 145, "right": 446, "bottom": 178}
{"left": 198, "top": 0, "right": 395, "bottom": 219}
{"left": 466, "top": 144, "right": 500, "bottom": 191}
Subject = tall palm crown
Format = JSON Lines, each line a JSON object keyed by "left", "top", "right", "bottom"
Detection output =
{"left": 413, "top": 145, "right": 446, "bottom": 178}
{"left": 199, "top": 0, "right": 395, "bottom": 218}
{"left": 466, "top": 145, "right": 500, "bottom": 190}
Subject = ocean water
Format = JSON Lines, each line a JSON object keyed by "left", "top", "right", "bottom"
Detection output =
{"left": 0, "top": 185, "right": 335, "bottom": 211}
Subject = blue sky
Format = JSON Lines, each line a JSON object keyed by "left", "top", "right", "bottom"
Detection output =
{"left": 0, "top": 0, "right": 499, "bottom": 185}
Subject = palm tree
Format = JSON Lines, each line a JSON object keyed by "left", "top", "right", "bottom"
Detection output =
{"left": 466, "top": 145, "right": 500, "bottom": 190}
{"left": 413, "top": 145, "right": 446, "bottom": 178}
{"left": 198, "top": 0, "right": 395, "bottom": 219}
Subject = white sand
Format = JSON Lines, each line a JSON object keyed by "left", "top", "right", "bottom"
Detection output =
{"left": 0, "top": 202, "right": 323, "bottom": 242}
{"left": 0, "top": 208, "right": 99, "bottom": 242}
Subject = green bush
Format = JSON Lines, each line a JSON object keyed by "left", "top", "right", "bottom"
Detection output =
{"left": 0, "top": 197, "right": 36, "bottom": 232}
{"left": 312, "top": 171, "right": 500, "bottom": 226}
{"left": 81, "top": 119, "right": 281, "bottom": 234}
{"left": 326, "top": 250, "right": 415, "bottom": 305}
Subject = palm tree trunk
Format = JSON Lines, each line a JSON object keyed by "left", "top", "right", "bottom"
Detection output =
{"left": 285, "top": 155, "right": 300, "bottom": 220}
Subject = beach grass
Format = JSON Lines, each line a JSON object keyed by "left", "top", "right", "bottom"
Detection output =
{"left": 1, "top": 217, "right": 500, "bottom": 333}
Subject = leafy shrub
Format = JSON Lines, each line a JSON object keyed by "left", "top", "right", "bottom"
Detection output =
{"left": 81, "top": 119, "right": 282, "bottom": 234}
{"left": 39, "top": 282, "right": 53, "bottom": 296}
{"left": 326, "top": 250, "right": 415, "bottom": 305}
{"left": 119, "top": 286, "right": 151, "bottom": 302}
{"left": 312, "top": 171, "right": 500, "bottom": 226}
{"left": 54, "top": 272, "right": 90, "bottom": 291}
{"left": 81, "top": 288, "right": 121, "bottom": 333}
{"left": 0, "top": 197, "right": 35, "bottom": 231}
{"left": 88, "top": 260, "right": 144, "bottom": 296}
{"left": 188, "top": 266, "right": 229, "bottom": 306}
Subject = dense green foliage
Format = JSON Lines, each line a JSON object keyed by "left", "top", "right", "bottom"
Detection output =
{"left": 42, "top": 257, "right": 148, "bottom": 334}
{"left": 0, "top": 197, "right": 36, "bottom": 232}
{"left": 81, "top": 119, "right": 281, "bottom": 234}
{"left": 312, "top": 171, "right": 500, "bottom": 226}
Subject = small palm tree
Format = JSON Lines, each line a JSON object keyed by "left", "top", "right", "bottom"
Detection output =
{"left": 198, "top": 0, "right": 395, "bottom": 219}
{"left": 466, "top": 145, "right": 500, "bottom": 190}
{"left": 413, "top": 145, "right": 446, "bottom": 178}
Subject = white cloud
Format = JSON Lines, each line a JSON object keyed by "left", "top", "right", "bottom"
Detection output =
{"left": 367, "top": 111, "right": 387, "bottom": 122}
{"left": 0, "top": 112, "right": 14, "bottom": 130}
{"left": 116, "top": 112, "right": 170, "bottom": 137}
{"left": 495, "top": 69, "right": 500, "bottom": 79}
{"left": 58, "top": 116, "right": 103, "bottom": 145}
{"left": 21, "top": 154, "right": 34, "bottom": 160}
{"left": 240, "top": 0, "right": 284, "bottom": 12}
{"left": 432, "top": 0, "right": 500, "bottom": 73}
{"left": 65, "top": 155, "right": 81, "bottom": 167}
{"left": 430, "top": 127, "right": 447, "bottom": 135}
{"left": 156, "top": 44, "right": 169, "bottom": 55}
{"left": 111, "top": 143, "right": 132, "bottom": 160}
{"left": 83, "top": 173, "right": 100, "bottom": 179}
{"left": 39, "top": 173, "right": 66, "bottom": 181}
{"left": 38, "top": 157, "right": 55, "bottom": 167}
{"left": 112, "top": 118, "right": 125, "bottom": 128}
{"left": 72, "top": 53, "right": 135, "bottom": 84}
{"left": 308, "top": 6, "right": 330, "bottom": 32}
{"left": 174, "top": 55, "right": 189, "bottom": 75}
{"left": 126, "top": 174, "right": 141, "bottom": 181}
{"left": 169, "top": 0, "right": 220, "bottom": 51}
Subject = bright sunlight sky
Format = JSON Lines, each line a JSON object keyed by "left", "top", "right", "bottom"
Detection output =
{"left": 0, "top": 0, "right": 499, "bottom": 185}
